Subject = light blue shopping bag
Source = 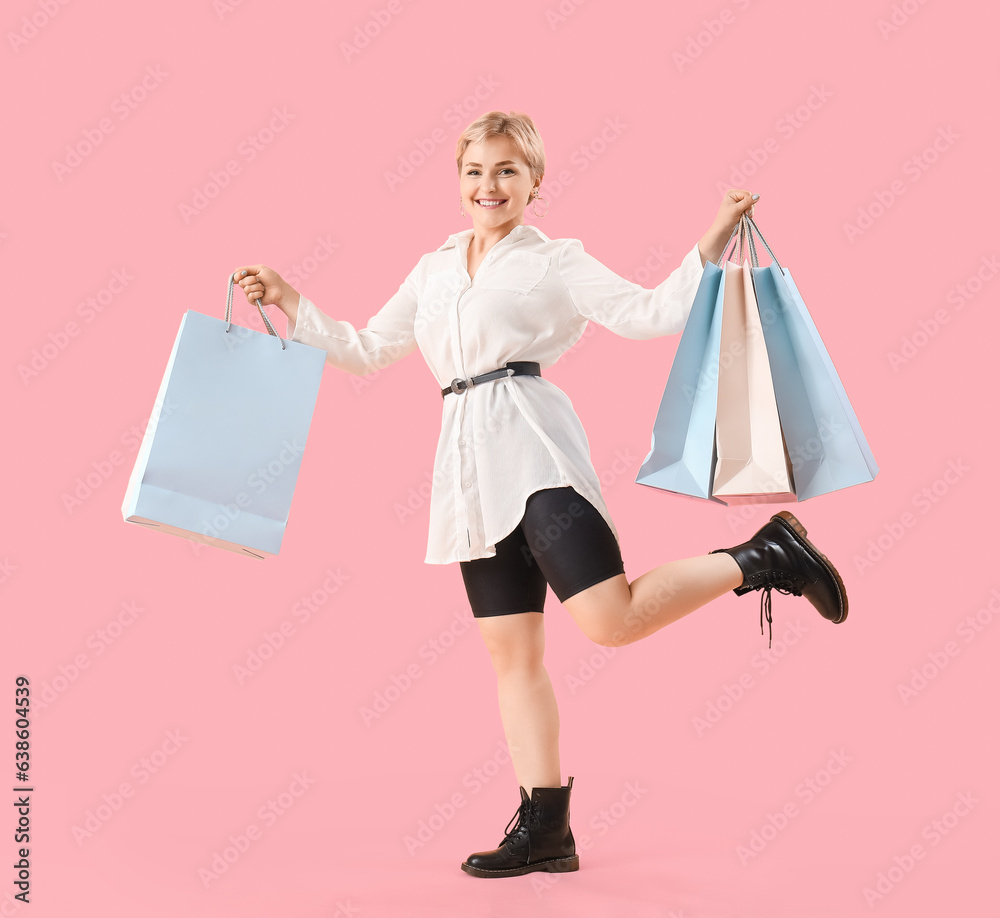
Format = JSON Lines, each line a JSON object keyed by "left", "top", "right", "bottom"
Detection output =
{"left": 745, "top": 216, "right": 878, "bottom": 499}
{"left": 635, "top": 257, "right": 729, "bottom": 501}
{"left": 121, "top": 277, "right": 326, "bottom": 558}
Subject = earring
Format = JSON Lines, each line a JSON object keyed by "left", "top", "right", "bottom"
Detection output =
{"left": 531, "top": 191, "right": 549, "bottom": 218}
{"left": 460, "top": 198, "right": 466, "bottom": 217}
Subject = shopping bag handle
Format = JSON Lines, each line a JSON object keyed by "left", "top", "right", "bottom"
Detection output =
{"left": 716, "top": 215, "right": 787, "bottom": 275}
{"left": 225, "top": 274, "right": 286, "bottom": 350}
{"left": 716, "top": 223, "right": 741, "bottom": 266}
{"left": 716, "top": 218, "right": 757, "bottom": 267}
{"left": 741, "top": 214, "right": 785, "bottom": 275}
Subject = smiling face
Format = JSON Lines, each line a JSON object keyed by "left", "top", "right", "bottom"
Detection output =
{"left": 460, "top": 134, "right": 540, "bottom": 234}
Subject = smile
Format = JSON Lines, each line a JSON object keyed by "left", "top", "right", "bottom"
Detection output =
{"left": 476, "top": 199, "right": 507, "bottom": 208}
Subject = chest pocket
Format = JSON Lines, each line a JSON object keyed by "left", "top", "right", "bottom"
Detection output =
{"left": 418, "top": 269, "right": 464, "bottom": 319}
{"left": 476, "top": 250, "right": 551, "bottom": 294}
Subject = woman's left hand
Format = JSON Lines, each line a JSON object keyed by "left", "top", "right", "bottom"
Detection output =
{"left": 698, "top": 188, "right": 760, "bottom": 265}
{"left": 713, "top": 188, "right": 759, "bottom": 237}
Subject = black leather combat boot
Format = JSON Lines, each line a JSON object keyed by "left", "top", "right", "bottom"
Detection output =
{"left": 460, "top": 777, "right": 579, "bottom": 878}
{"left": 712, "top": 511, "right": 848, "bottom": 646}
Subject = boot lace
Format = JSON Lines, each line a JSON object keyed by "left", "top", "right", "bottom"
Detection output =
{"left": 747, "top": 571, "right": 801, "bottom": 648}
{"left": 502, "top": 797, "right": 540, "bottom": 849}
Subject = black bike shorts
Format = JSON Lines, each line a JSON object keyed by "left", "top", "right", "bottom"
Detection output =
{"left": 459, "top": 486, "right": 626, "bottom": 618}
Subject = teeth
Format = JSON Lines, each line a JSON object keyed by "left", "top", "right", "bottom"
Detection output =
{"left": 477, "top": 200, "right": 505, "bottom": 207}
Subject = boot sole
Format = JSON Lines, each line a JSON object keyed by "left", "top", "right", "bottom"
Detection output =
{"left": 460, "top": 854, "right": 580, "bottom": 878}
{"left": 770, "top": 511, "right": 849, "bottom": 624}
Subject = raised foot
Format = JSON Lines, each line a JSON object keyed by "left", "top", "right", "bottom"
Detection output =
{"left": 770, "top": 511, "right": 848, "bottom": 623}
{"left": 773, "top": 510, "right": 807, "bottom": 539}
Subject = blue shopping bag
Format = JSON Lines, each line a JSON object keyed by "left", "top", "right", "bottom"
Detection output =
{"left": 635, "top": 258, "right": 728, "bottom": 501}
{"left": 121, "top": 277, "right": 326, "bottom": 558}
{"left": 745, "top": 216, "right": 878, "bottom": 499}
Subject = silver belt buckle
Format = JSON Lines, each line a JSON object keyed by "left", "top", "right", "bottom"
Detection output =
{"left": 449, "top": 377, "right": 469, "bottom": 395}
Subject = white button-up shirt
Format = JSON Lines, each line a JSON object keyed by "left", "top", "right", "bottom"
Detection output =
{"left": 286, "top": 223, "right": 705, "bottom": 564}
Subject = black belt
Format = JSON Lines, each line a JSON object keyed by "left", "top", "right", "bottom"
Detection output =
{"left": 441, "top": 361, "right": 541, "bottom": 398}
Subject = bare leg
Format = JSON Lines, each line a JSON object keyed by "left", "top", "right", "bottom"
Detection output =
{"left": 475, "top": 611, "right": 561, "bottom": 795}
{"left": 562, "top": 552, "right": 745, "bottom": 647}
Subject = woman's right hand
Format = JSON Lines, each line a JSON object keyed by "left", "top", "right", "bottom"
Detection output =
{"left": 231, "top": 265, "right": 300, "bottom": 327}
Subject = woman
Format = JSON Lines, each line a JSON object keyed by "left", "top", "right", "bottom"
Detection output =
{"left": 233, "top": 110, "right": 847, "bottom": 880}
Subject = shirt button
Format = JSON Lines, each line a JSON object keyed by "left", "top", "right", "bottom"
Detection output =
{"left": 458, "top": 439, "right": 466, "bottom": 446}
{"left": 463, "top": 481, "right": 471, "bottom": 489}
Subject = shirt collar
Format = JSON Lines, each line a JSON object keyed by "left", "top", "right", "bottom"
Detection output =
{"left": 436, "top": 223, "right": 550, "bottom": 251}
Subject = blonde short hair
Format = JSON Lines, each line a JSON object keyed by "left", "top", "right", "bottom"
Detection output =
{"left": 455, "top": 111, "right": 545, "bottom": 183}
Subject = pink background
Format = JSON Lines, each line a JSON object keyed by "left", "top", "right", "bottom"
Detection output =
{"left": 3, "top": 1, "right": 997, "bottom": 915}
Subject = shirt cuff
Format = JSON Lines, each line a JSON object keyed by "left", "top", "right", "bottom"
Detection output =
{"left": 285, "top": 293, "right": 333, "bottom": 345}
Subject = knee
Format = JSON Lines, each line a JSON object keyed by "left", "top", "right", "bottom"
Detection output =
{"left": 481, "top": 631, "right": 545, "bottom": 676}
{"left": 582, "top": 625, "right": 630, "bottom": 648}
{"left": 487, "top": 645, "right": 546, "bottom": 678}
{"left": 572, "top": 600, "right": 632, "bottom": 647}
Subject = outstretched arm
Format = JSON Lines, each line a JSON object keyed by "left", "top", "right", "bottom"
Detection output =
{"left": 558, "top": 188, "right": 761, "bottom": 338}
{"left": 232, "top": 263, "right": 420, "bottom": 376}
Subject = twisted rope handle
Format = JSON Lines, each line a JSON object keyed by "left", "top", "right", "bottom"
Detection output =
{"left": 225, "top": 274, "right": 286, "bottom": 350}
